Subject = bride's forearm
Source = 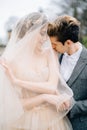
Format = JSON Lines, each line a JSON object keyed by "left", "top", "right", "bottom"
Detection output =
{"left": 21, "top": 93, "right": 60, "bottom": 110}
{"left": 3, "top": 58, "right": 58, "bottom": 94}
{"left": 14, "top": 78, "right": 58, "bottom": 94}
{"left": 21, "top": 94, "right": 45, "bottom": 110}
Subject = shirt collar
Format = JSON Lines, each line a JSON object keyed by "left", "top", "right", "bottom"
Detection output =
{"left": 64, "top": 43, "right": 82, "bottom": 59}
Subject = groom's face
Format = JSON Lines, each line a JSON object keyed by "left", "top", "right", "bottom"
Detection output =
{"left": 49, "top": 37, "right": 66, "bottom": 54}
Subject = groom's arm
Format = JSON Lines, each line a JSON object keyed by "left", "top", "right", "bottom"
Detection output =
{"left": 69, "top": 100, "right": 87, "bottom": 118}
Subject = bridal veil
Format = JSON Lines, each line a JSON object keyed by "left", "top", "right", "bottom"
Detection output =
{"left": 0, "top": 12, "right": 74, "bottom": 129}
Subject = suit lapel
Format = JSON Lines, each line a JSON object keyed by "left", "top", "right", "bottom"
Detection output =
{"left": 67, "top": 47, "right": 87, "bottom": 87}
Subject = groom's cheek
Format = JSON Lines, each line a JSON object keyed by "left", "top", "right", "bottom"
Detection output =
{"left": 54, "top": 48, "right": 58, "bottom": 52}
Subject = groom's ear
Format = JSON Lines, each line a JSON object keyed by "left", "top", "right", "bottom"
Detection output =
{"left": 66, "top": 40, "right": 72, "bottom": 46}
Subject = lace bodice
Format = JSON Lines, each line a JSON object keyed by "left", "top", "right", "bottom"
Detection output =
{"left": 26, "top": 66, "right": 49, "bottom": 82}
{"left": 14, "top": 65, "right": 49, "bottom": 98}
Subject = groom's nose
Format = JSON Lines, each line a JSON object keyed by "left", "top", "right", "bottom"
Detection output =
{"left": 52, "top": 43, "right": 56, "bottom": 49}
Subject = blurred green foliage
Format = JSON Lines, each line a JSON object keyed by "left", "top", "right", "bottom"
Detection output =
{"left": 82, "top": 36, "right": 87, "bottom": 48}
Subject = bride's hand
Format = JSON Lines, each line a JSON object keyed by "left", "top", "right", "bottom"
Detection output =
{"left": 0, "top": 58, "right": 15, "bottom": 83}
{"left": 43, "top": 94, "right": 60, "bottom": 109}
{"left": 57, "top": 100, "right": 71, "bottom": 112}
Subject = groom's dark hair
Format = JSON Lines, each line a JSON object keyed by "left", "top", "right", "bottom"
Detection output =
{"left": 47, "top": 15, "right": 80, "bottom": 45}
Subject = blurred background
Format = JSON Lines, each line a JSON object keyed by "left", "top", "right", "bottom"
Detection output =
{"left": 0, "top": 0, "right": 87, "bottom": 55}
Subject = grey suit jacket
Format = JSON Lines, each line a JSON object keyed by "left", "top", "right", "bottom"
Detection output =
{"left": 59, "top": 46, "right": 87, "bottom": 130}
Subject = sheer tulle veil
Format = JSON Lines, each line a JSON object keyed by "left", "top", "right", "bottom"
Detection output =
{"left": 0, "top": 12, "right": 74, "bottom": 129}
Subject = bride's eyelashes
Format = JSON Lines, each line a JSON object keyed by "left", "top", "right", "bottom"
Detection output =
{"left": 40, "top": 31, "right": 47, "bottom": 36}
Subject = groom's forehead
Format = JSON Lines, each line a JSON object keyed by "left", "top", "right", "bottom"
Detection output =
{"left": 50, "top": 36, "right": 60, "bottom": 43}
{"left": 50, "top": 36, "right": 58, "bottom": 41}
{"left": 50, "top": 37, "right": 62, "bottom": 45}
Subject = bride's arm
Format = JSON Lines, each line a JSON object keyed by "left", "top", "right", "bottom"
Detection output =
{"left": 6, "top": 69, "right": 58, "bottom": 95}
{"left": 14, "top": 54, "right": 58, "bottom": 94}
{"left": 21, "top": 94, "right": 45, "bottom": 110}
{"left": 14, "top": 52, "right": 58, "bottom": 93}
{"left": 21, "top": 93, "right": 60, "bottom": 110}
{"left": 0, "top": 52, "right": 59, "bottom": 95}
{"left": 14, "top": 65, "right": 58, "bottom": 94}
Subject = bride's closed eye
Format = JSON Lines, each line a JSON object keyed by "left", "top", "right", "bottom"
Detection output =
{"left": 40, "top": 31, "right": 47, "bottom": 36}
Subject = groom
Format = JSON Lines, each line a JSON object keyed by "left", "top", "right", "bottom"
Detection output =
{"left": 47, "top": 15, "right": 87, "bottom": 130}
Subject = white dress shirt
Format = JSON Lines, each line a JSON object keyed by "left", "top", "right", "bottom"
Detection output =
{"left": 60, "top": 43, "right": 82, "bottom": 82}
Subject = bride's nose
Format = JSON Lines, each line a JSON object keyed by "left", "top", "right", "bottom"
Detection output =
{"left": 43, "top": 35, "right": 48, "bottom": 42}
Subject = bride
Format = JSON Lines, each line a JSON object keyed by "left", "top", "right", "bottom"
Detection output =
{"left": 0, "top": 12, "right": 74, "bottom": 130}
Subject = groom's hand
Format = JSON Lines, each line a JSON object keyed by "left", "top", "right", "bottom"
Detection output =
{"left": 58, "top": 100, "right": 71, "bottom": 111}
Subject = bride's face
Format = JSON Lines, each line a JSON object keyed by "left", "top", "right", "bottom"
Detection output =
{"left": 35, "top": 25, "right": 48, "bottom": 50}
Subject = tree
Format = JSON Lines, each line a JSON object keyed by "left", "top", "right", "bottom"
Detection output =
{"left": 5, "top": 16, "right": 19, "bottom": 40}
{"left": 51, "top": 0, "right": 87, "bottom": 38}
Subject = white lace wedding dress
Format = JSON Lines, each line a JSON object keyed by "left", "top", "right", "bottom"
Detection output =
{"left": 4, "top": 60, "right": 73, "bottom": 130}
